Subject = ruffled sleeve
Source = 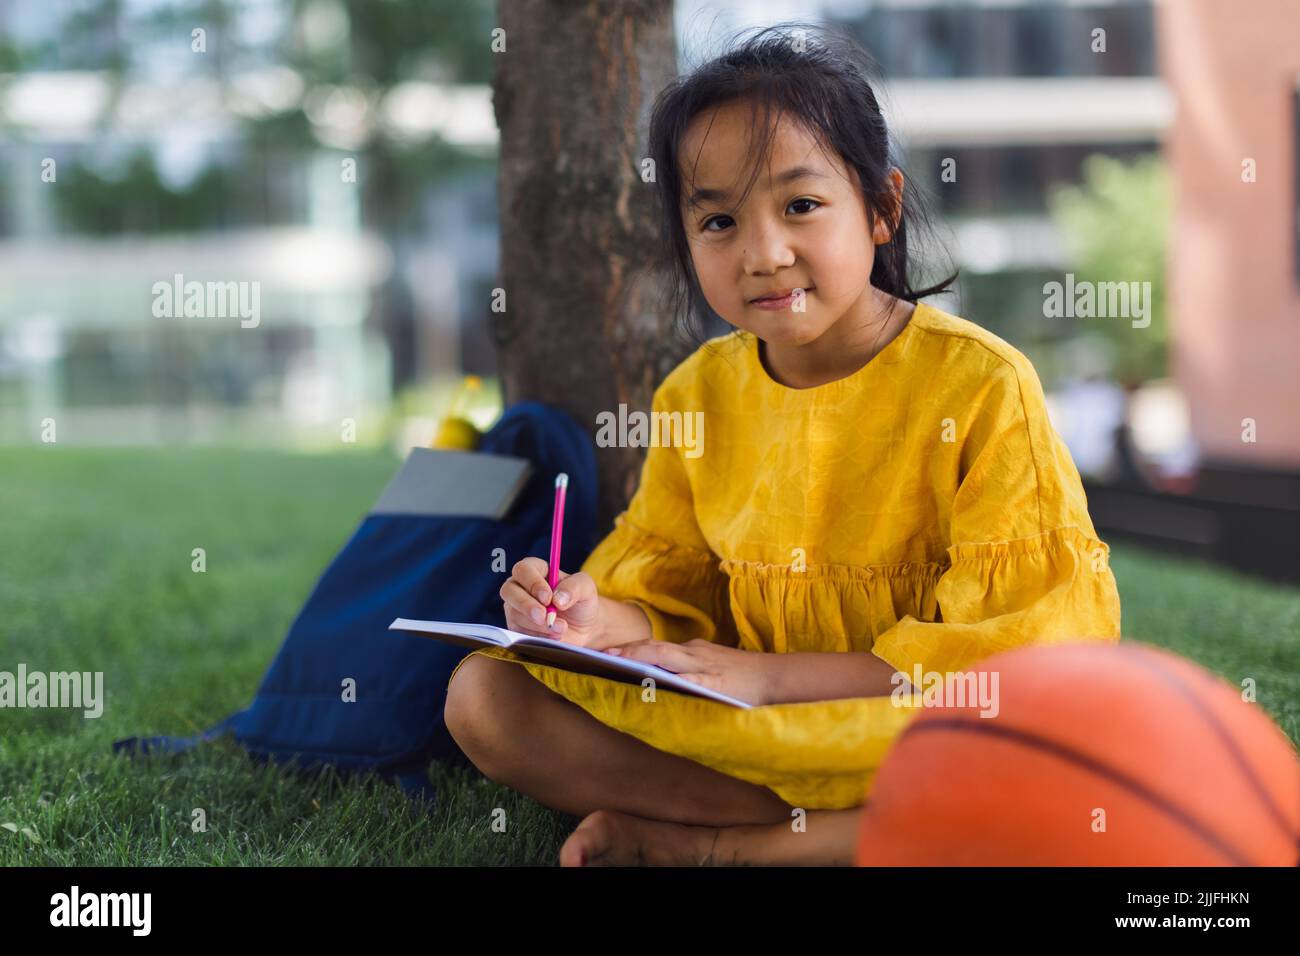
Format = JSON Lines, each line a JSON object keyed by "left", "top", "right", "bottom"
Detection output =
{"left": 869, "top": 359, "right": 1122, "bottom": 676}
{"left": 578, "top": 383, "right": 739, "bottom": 648}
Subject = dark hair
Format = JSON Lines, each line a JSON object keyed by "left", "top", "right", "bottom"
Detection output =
{"left": 647, "top": 21, "right": 958, "bottom": 346}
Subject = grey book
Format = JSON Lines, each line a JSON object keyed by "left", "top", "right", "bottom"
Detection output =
{"left": 371, "top": 447, "right": 533, "bottom": 520}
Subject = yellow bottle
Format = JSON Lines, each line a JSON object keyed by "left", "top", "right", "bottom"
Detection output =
{"left": 432, "top": 376, "right": 484, "bottom": 450}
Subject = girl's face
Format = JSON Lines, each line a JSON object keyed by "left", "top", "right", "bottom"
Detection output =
{"left": 678, "top": 100, "right": 901, "bottom": 348}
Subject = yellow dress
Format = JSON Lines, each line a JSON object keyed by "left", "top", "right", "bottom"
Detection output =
{"left": 450, "top": 301, "right": 1123, "bottom": 810}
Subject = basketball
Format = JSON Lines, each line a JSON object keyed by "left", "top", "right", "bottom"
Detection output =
{"left": 856, "top": 642, "right": 1300, "bottom": 865}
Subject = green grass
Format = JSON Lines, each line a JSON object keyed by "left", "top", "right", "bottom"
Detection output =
{"left": 0, "top": 446, "right": 579, "bottom": 865}
{"left": 1, "top": 446, "right": 1297, "bottom": 865}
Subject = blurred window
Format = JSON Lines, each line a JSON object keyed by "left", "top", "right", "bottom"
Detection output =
{"left": 841, "top": 1, "right": 1155, "bottom": 78}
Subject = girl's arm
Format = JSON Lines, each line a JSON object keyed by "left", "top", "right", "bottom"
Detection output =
{"left": 608, "top": 640, "right": 910, "bottom": 705}
{"left": 595, "top": 596, "right": 654, "bottom": 648}
{"left": 763, "top": 651, "right": 907, "bottom": 704}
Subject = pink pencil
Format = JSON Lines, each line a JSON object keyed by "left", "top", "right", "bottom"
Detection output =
{"left": 545, "top": 473, "right": 568, "bottom": 630}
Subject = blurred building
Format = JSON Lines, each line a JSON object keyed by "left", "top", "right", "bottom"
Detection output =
{"left": 3, "top": 0, "right": 1295, "bottom": 485}
{"left": 1160, "top": 0, "right": 1300, "bottom": 473}
{"left": 830, "top": 0, "right": 1168, "bottom": 356}
{"left": 0, "top": 135, "right": 395, "bottom": 444}
{"left": 0, "top": 0, "right": 497, "bottom": 446}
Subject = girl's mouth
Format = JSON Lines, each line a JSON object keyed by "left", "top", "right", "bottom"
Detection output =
{"left": 749, "top": 287, "right": 814, "bottom": 310}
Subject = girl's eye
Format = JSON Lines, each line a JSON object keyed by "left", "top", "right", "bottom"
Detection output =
{"left": 702, "top": 196, "right": 821, "bottom": 230}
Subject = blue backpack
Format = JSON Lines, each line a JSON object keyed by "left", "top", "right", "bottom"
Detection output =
{"left": 112, "top": 401, "right": 598, "bottom": 807}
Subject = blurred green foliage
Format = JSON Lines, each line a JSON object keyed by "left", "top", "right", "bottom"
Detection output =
{"left": 9, "top": 0, "right": 498, "bottom": 234}
{"left": 1048, "top": 153, "right": 1171, "bottom": 383}
{"left": 52, "top": 152, "right": 232, "bottom": 234}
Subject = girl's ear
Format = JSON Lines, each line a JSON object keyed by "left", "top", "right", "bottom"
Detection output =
{"left": 871, "top": 168, "right": 905, "bottom": 245}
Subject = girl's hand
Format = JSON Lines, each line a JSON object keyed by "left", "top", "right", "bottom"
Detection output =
{"left": 500, "top": 557, "right": 604, "bottom": 648}
{"left": 606, "top": 639, "right": 773, "bottom": 706}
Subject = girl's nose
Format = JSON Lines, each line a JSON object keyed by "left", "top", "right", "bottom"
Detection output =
{"left": 741, "top": 221, "right": 795, "bottom": 276}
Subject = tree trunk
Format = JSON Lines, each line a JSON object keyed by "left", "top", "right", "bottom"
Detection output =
{"left": 492, "top": 0, "right": 684, "bottom": 535}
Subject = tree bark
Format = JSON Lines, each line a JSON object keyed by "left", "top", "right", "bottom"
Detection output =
{"left": 492, "top": 0, "right": 684, "bottom": 534}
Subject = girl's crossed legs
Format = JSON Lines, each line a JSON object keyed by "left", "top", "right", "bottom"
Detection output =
{"left": 444, "top": 653, "right": 863, "bottom": 866}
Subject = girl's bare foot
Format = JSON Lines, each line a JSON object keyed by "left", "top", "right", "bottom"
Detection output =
{"left": 559, "top": 809, "right": 722, "bottom": 867}
{"left": 559, "top": 806, "right": 867, "bottom": 866}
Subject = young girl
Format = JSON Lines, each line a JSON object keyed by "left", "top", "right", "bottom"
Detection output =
{"left": 445, "top": 24, "right": 1122, "bottom": 866}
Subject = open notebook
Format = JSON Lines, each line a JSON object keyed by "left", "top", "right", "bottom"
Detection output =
{"left": 388, "top": 618, "right": 754, "bottom": 709}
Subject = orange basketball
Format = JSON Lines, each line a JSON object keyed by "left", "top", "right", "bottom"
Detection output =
{"left": 856, "top": 641, "right": 1300, "bottom": 866}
